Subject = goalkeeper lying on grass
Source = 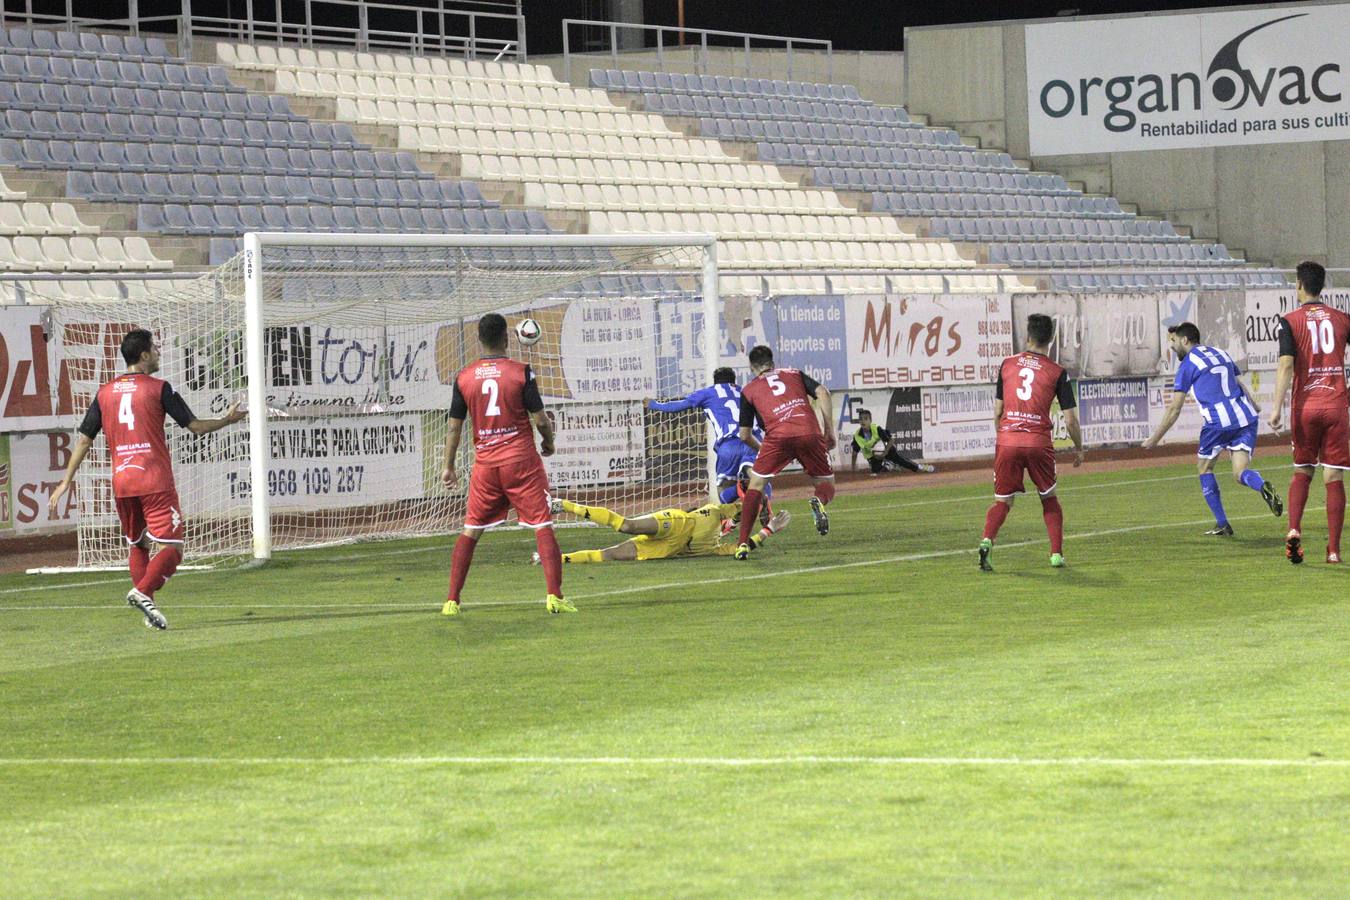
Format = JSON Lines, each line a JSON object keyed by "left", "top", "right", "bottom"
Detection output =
{"left": 535, "top": 496, "right": 790, "bottom": 563}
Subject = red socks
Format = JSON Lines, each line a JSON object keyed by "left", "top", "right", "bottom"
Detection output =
{"left": 534, "top": 527, "right": 563, "bottom": 598}
{"left": 129, "top": 544, "right": 149, "bottom": 586}
{"left": 135, "top": 546, "right": 181, "bottom": 598}
{"left": 738, "top": 489, "right": 764, "bottom": 546}
{"left": 813, "top": 481, "right": 836, "bottom": 505}
{"left": 983, "top": 502, "right": 1010, "bottom": 540}
{"left": 1041, "top": 496, "right": 1064, "bottom": 554}
{"left": 1288, "top": 471, "right": 1312, "bottom": 532}
{"left": 447, "top": 534, "right": 478, "bottom": 606}
{"left": 1327, "top": 481, "right": 1345, "bottom": 557}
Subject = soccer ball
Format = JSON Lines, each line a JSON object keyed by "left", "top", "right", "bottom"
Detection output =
{"left": 515, "top": 318, "right": 542, "bottom": 346}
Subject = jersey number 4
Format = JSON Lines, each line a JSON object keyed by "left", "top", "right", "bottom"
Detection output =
{"left": 118, "top": 392, "right": 136, "bottom": 430}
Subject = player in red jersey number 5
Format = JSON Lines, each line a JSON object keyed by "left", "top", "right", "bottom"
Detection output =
{"left": 440, "top": 313, "right": 571, "bottom": 615}
{"left": 49, "top": 329, "right": 247, "bottom": 630}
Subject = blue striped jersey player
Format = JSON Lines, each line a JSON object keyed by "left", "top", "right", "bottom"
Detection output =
{"left": 1142, "top": 322, "right": 1283, "bottom": 535}
{"left": 647, "top": 367, "right": 771, "bottom": 507}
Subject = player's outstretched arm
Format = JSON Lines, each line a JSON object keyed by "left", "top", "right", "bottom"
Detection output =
{"left": 48, "top": 433, "right": 93, "bottom": 515}
{"left": 646, "top": 394, "right": 700, "bottom": 414}
{"left": 186, "top": 401, "right": 247, "bottom": 435}
{"left": 1142, "top": 391, "right": 1186, "bottom": 449}
{"left": 1063, "top": 407, "right": 1085, "bottom": 467}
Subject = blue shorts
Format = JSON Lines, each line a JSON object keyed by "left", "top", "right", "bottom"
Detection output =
{"left": 1198, "top": 421, "right": 1258, "bottom": 459}
{"left": 715, "top": 437, "right": 757, "bottom": 484}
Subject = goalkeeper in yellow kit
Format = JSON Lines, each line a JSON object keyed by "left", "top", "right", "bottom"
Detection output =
{"left": 537, "top": 495, "right": 790, "bottom": 563}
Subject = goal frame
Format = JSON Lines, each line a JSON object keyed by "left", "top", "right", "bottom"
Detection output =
{"left": 242, "top": 231, "right": 721, "bottom": 563}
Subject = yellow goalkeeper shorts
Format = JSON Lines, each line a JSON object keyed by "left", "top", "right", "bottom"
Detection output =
{"left": 631, "top": 509, "right": 695, "bottom": 560}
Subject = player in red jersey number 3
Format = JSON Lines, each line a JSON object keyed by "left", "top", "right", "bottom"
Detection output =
{"left": 49, "top": 329, "right": 247, "bottom": 630}
{"left": 441, "top": 314, "right": 571, "bottom": 614}
{"left": 735, "top": 345, "right": 836, "bottom": 558}
{"left": 979, "top": 314, "right": 1084, "bottom": 572}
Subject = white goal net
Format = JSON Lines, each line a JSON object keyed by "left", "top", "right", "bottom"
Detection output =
{"left": 45, "top": 233, "right": 719, "bottom": 569}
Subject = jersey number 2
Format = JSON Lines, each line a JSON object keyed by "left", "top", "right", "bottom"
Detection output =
{"left": 481, "top": 378, "right": 501, "bottom": 416}
{"left": 1015, "top": 367, "right": 1035, "bottom": 401}
{"left": 118, "top": 392, "right": 136, "bottom": 431}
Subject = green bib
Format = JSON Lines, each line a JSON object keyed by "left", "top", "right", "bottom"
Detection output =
{"left": 854, "top": 424, "right": 882, "bottom": 455}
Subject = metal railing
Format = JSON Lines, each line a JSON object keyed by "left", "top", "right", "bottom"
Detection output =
{"left": 561, "top": 19, "right": 832, "bottom": 85}
{"left": 0, "top": 0, "right": 525, "bottom": 61}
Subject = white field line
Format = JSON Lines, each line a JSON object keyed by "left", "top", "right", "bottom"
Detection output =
{"left": 0, "top": 505, "right": 1319, "bottom": 611}
{"left": 0, "top": 470, "right": 1205, "bottom": 600}
{"left": 0, "top": 755, "right": 1342, "bottom": 768}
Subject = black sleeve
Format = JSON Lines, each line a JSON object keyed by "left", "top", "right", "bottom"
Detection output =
{"left": 1055, "top": 371, "right": 1076, "bottom": 411}
{"left": 448, "top": 380, "right": 467, "bottom": 420}
{"left": 738, "top": 396, "right": 758, "bottom": 429}
{"left": 1277, "top": 317, "right": 1297, "bottom": 358}
{"left": 77, "top": 397, "right": 102, "bottom": 439}
{"left": 521, "top": 365, "right": 544, "bottom": 414}
{"left": 801, "top": 372, "right": 822, "bottom": 396}
{"left": 994, "top": 375, "right": 1003, "bottom": 400}
{"left": 161, "top": 382, "right": 196, "bottom": 429}
{"left": 877, "top": 427, "right": 892, "bottom": 443}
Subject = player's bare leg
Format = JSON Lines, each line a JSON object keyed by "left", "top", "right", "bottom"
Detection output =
{"left": 1286, "top": 464, "right": 1315, "bottom": 564}
{"left": 979, "top": 496, "right": 1013, "bottom": 572}
{"left": 1230, "top": 450, "right": 1282, "bottom": 517}
{"left": 443, "top": 525, "right": 484, "bottom": 615}
{"left": 1324, "top": 467, "right": 1344, "bottom": 563}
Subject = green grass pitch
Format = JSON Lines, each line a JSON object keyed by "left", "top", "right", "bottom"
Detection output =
{"left": 3, "top": 455, "right": 1348, "bottom": 896}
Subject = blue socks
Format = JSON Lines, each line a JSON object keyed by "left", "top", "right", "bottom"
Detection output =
{"left": 1239, "top": 469, "right": 1265, "bottom": 492}
{"left": 1199, "top": 473, "right": 1227, "bottom": 526}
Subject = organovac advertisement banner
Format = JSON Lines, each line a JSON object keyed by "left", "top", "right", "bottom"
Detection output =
{"left": 1025, "top": 4, "right": 1350, "bottom": 155}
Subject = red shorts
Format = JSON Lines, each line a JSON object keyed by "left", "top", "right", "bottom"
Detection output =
{"left": 750, "top": 432, "right": 835, "bottom": 479}
{"left": 466, "top": 455, "right": 552, "bottom": 529}
{"left": 1291, "top": 406, "right": 1350, "bottom": 469}
{"left": 116, "top": 489, "right": 185, "bottom": 546}
{"left": 993, "top": 443, "right": 1057, "bottom": 498}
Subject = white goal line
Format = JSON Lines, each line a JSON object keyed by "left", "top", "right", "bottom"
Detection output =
{"left": 0, "top": 756, "right": 1342, "bottom": 768}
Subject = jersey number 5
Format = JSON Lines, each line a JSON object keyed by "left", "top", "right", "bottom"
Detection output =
{"left": 118, "top": 392, "right": 136, "bottom": 430}
{"left": 481, "top": 378, "right": 501, "bottom": 416}
{"left": 766, "top": 373, "right": 786, "bottom": 396}
{"left": 1016, "top": 367, "right": 1036, "bottom": 401}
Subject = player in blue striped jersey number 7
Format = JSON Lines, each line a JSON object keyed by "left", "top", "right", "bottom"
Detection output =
{"left": 1141, "top": 322, "right": 1283, "bottom": 534}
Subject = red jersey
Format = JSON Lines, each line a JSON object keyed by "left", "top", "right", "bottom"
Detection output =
{"left": 995, "top": 352, "right": 1075, "bottom": 448}
{"left": 739, "top": 367, "right": 823, "bottom": 439}
{"left": 1278, "top": 302, "right": 1350, "bottom": 411}
{"left": 79, "top": 373, "right": 196, "bottom": 497}
{"left": 450, "top": 356, "right": 544, "bottom": 467}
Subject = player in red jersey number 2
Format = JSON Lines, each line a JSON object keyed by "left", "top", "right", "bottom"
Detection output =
{"left": 49, "top": 329, "right": 247, "bottom": 630}
{"left": 1268, "top": 261, "right": 1350, "bottom": 564}
{"left": 440, "top": 313, "right": 571, "bottom": 615}
{"left": 979, "top": 314, "right": 1084, "bottom": 572}
{"left": 735, "top": 345, "right": 836, "bottom": 558}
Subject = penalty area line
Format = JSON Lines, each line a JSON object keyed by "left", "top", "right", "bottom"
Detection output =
{"left": 0, "top": 506, "right": 1322, "bottom": 611}
{"left": 0, "top": 756, "right": 1342, "bottom": 768}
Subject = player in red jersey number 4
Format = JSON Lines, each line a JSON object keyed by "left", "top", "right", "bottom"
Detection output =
{"left": 734, "top": 345, "right": 836, "bottom": 558}
{"left": 979, "top": 314, "right": 1084, "bottom": 572}
{"left": 1268, "top": 261, "right": 1350, "bottom": 564}
{"left": 441, "top": 313, "right": 571, "bottom": 614}
{"left": 49, "top": 329, "right": 247, "bottom": 630}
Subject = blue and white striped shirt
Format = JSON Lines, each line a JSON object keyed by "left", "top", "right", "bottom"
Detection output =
{"left": 1174, "top": 345, "right": 1257, "bottom": 428}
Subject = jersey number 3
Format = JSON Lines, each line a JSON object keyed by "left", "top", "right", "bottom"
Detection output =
{"left": 118, "top": 392, "right": 136, "bottom": 430}
{"left": 1016, "top": 367, "right": 1036, "bottom": 401}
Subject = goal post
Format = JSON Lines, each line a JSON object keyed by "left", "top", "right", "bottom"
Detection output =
{"left": 46, "top": 232, "right": 721, "bottom": 571}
